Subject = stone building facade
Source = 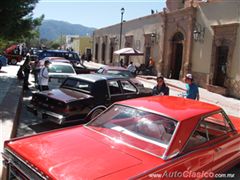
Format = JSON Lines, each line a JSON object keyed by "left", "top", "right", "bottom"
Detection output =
{"left": 93, "top": 0, "right": 240, "bottom": 98}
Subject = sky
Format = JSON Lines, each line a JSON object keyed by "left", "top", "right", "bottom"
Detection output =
{"left": 33, "top": 0, "right": 166, "bottom": 29}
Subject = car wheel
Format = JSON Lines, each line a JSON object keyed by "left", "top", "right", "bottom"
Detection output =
{"left": 89, "top": 108, "right": 104, "bottom": 120}
{"left": 11, "top": 59, "right": 17, "bottom": 65}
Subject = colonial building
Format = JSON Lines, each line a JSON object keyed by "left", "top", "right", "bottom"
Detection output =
{"left": 93, "top": 0, "right": 240, "bottom": 98}
{"left": 66, "top": 35, "right": 92, "bottom": 56}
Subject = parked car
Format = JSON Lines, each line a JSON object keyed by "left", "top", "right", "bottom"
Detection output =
{"left": 3, "top": 96, "right": 240, "bottom": 179}
{"left": 27, "top": 74, "right": 152, "bottom": 124}
{"left": 38, "top": 49, "right": 80, "bottom": 65}
{"left": 34, "top": 57, "right": 70, "bottom": 71}
{"left": 74, "top": 64, "right": 97, "bottom": 74}
{"left": 97, "top": 65, "right": 144, "bottom": 87}
{"left": 33, "top": 57, "right": 75, "bottom": 87}
{"left": 47, "top": 61, "right": 77, "bottom": 89}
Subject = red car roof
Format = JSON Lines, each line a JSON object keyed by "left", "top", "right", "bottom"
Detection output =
{"left": 117, "top": 96, "right": 220, "bottom": 122}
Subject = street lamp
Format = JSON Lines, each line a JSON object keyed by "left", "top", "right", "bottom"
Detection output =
{"left": 119, "top": 7, "right": 125, "bottom": 49}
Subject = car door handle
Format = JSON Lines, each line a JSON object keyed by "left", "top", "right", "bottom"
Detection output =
{"left": 215, "top": 147, "right": 222, "bottom": 152}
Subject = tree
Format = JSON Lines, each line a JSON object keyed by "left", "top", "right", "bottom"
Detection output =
{"left": 0, "top": 0, "right": 43, "bottom": 40}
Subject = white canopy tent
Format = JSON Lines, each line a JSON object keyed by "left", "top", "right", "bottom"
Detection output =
{"left": 114, "top": 47, "right": 144, "bottom": 56}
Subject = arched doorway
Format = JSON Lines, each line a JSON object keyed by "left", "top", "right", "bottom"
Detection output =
{"left": 109, "top": 46, "right": 114, "bottom": 64}
{"left": 170, "top": 32, "right": 184, "bottom": 79}
{"left": 95, "top": 43, "right": 98, "bottom": 62}
{"left": 101, "top": 43, "right": 106, "bottom": 64}
{"left": 214, "top": 45, "right": 229, "bottom": 87}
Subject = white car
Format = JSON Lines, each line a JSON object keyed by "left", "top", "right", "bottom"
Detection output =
{"left": 97, "top": 65, "right": 144, "bottom": 87}
{"left": 48, "top": 62, "right": 76, "bottom": 89}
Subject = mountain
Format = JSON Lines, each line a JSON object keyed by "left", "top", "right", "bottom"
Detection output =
{"left": 39, "top": 20, "right": 96, "bottom": 40}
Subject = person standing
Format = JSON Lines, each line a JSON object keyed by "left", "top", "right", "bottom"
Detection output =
{"left": 120, "top": 59, "right": 124, "bottom": 67}
{"left": 185, "top": 73, "right": 199, "bottom": 100}
{"left": 22, "top": 54, "right": 31, "bottom": 90}
{"left": 148, "top": 57, "right": 155, "bottom": 75}
{"left": 152, "top": 75, "right": 169, "bottom": 96}
{"left": 38, "top": 60, "right": 51, "bottom": 91}
{"left": 127, "top": 61, "right": 136, "bottom": 75}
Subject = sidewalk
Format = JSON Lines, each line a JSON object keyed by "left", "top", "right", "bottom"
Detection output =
{"left": 137, "top": 75, "right": 240, "bottom": 117}
{"left": 0, "top": 65, "right": 23, "bottom": 178}
{"left": 83, "top": 61, "right": 240, "bottom": 117}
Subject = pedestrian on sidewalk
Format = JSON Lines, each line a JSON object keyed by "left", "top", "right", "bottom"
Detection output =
{"left": 148, "top": 57, "right": 155, "bottom": 75}
{"left": 184, "top": 73, "right": 199, "bottom": 100}
{"left": 127, "top": 61, "right": 136, "bottom": 76}
{"left": 120, "top": 58, "right": 124, "bottom": 67}
{"left": 22, "top": 54, "right": 31, "bottom": 90}
{"left": 152, "top": 75, "right": 169, "bottom": 96}
{"left": 38, "top": 60, "right": 51, "bottom": 91}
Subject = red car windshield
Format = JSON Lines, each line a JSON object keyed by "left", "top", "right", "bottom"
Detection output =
{"left": 87, "top": 105, "right": 177, "bottom": 157}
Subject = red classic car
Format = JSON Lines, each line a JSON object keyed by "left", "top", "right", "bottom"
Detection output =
{"left": 3, "top": 96, "right": 240, "bottom": 179}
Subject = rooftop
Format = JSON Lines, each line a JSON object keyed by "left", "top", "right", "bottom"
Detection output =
{"left": 118, "top": 96, "right": 220, "bottom": 122}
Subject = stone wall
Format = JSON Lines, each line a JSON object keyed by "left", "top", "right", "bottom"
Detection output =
{"left": 192, "top": 71, "right": 208, "bottom": 88}
{"left": 226, "top": 79, "right": 240, "bottom": 99}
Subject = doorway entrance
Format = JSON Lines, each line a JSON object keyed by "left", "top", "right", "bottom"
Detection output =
{"left": 170, "top": 32, "right": 184, "bottom": 79}
{"left": 214, "top": 46, "right": 229, "bottom": 87}
{"left": 110, "top": 46, "right": 114, "bottom": 64}
{"left": 102, "top": 43, "right": 106, "bottom": 64}
{"left": 95, "top": 43, "right": 98, "bottom": 62}
{"left": 145, "top": 47, "right": 151, "bottom": 65}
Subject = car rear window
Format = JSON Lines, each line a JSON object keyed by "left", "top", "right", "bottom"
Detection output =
{"left": 49, "top": 64, "right": 75, "bottom": 74}
{"left": 108, "top": 70, "right": 134, "bottom": 78}
{"left": 62, "top": 78, "right": 93, "bottom": 93}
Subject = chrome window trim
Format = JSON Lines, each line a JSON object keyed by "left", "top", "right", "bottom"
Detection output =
{"left": 107, "top": 80, "right": 123, "bottom": 96}
{"left": 221, "top": 109, "right": 236, "bottom": 132}
{"left": 180, "top": 110, "right": 235, "bottom": 155}
{"left": 162, "top": 121, "right": 180, "bottom": 160}
{"left": 119, "top": 79, "right": 138, "bottom": 94}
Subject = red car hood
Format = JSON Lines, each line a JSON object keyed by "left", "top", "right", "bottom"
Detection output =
{"left": 39, "top": 88, "right": 92, "bottom": 103}
{"left": 6, "top": 126, "right": 163, "bottom": 179}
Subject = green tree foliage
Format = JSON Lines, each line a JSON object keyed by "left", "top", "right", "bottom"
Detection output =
{"left": 51, "top": 42, "right": 61, "bottom": 49}
{"left": 0, "top": 0, "right": 43, "bottom": 40}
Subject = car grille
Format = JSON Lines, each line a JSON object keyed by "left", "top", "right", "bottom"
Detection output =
{"left": 3, "top": 148, "right": 48, "bottom": 180}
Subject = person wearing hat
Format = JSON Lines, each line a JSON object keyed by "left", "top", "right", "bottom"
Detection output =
{"left": 185, "top": 73, "right": 199, "bottom": 100}
{"left": 38, "top": 60, "right": 51, "bottom": 91}
{"left": 152, "top": 75, "right": 169, "bottom": 96}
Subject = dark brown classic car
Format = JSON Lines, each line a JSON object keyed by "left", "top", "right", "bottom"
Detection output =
{"left": 27, "top": 74, "right": 152, "bottom": 124}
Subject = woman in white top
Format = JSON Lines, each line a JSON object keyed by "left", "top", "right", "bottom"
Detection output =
{"left": 38, "top": 60, "right": 51, "bottom": 91}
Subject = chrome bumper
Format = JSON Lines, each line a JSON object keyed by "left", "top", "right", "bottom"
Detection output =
{"left": 27, "top": 104, "right": 66, "bottom": 124}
